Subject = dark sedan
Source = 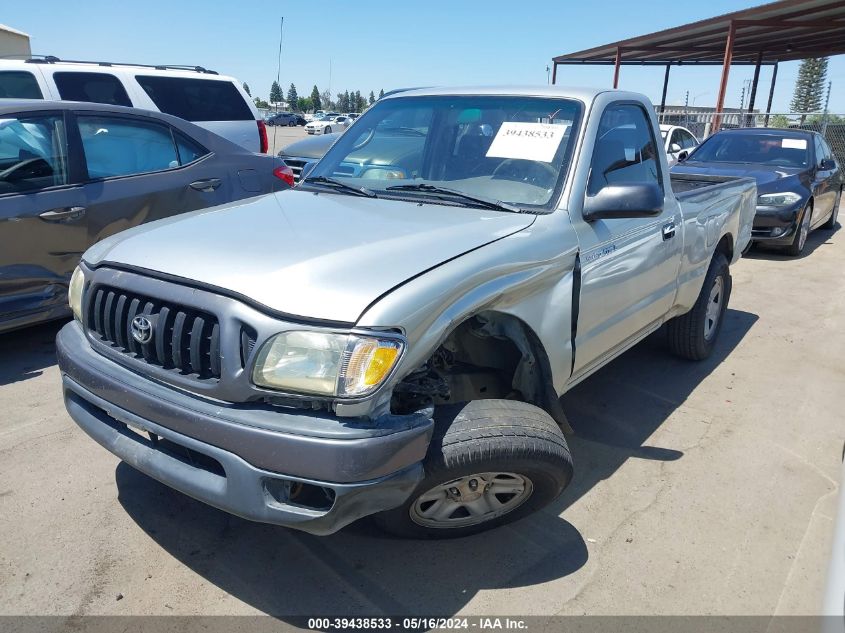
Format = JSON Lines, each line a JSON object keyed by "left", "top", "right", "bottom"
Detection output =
{"left": 672, "top": 128, "right": 842, "bottom": 256}
{"left": 0, "top": 99, "right": 294, "bottom": 334}
{"left": 265, "top": 112, "right": 306, "bottom": 126}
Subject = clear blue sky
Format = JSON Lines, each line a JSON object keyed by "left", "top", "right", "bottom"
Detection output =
{"left": 4, "top": 0, "right": 844, "bottom": 112}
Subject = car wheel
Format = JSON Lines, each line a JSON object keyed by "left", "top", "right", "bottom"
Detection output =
{"left": 667, "top": 252, "right": 731, "bottom": 361}
{"left": 373, "top": 399, "right": 573, "bottom": 539}
{"left": 784, "top": 202, "right": 812, "bottom": 256}
{"left": 288, "top": 120, "right": 296, "bottom": 127}
{"left": 325, "top": 126, "right": 332, "bottom": 134}
{"left": 822, "top": 190, "right": 841, "bottom": 230}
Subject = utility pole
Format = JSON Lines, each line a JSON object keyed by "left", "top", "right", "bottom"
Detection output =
{"left": 276, "top": 17, "right": 284, "bottom": 112}
{"left": 821, "top": 81, "right": 832, "bottom": 136}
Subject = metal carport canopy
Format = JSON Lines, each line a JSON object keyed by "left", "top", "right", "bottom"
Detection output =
{"left": 551, "top": 0, "right": 845, "bottom": 128}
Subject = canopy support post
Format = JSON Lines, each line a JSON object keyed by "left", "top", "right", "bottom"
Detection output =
{"left": 613, "top": 48, "right": 621, "bottom": 88}
{"left": 764, "top": 61, "right": 779, "bottom": 127}
{"left": 712, "top": 20, "right": 736, "bottom": 133}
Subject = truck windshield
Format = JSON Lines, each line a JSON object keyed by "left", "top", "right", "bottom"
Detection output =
{"left": 688, "top": 133, "right": 810, "bottom": 167}
{"left": 305, "top": 95, "right": 581, "bottom": 212}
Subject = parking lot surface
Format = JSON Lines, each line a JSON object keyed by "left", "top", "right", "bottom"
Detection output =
{"left": 0, "top": 220, "right": 842, "bottom": 617}
{"left": 268, "top": 125, "right": 309, "bottom": 155}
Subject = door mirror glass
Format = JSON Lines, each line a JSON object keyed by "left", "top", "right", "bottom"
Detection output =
{"left": 583, "top": 183, "right": 664, "bottom": 221}
{"left": 678, "top": 150, "right": 689, "bottom": 162}
{"left": 820, "top": 157, "right": 836, "bottom": 170}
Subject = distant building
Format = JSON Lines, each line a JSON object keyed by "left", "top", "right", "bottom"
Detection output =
{"left": 0, "top": 24, "right": 31, "bottom": 58}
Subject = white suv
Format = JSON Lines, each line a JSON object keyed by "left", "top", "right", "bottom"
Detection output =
{"left": 0, "top": 57, "right": 266, "bottom": 153}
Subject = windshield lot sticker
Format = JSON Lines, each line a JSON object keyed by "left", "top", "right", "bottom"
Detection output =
{"left": 486, "top": 123, "right": 568, "bottom": 162}
{"left": 782, "top": 138, "right": 807, "bottom": 149}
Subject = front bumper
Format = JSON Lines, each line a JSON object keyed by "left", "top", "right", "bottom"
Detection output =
{"left": 57, "top": 322, "right": 431, "bottom": 535}
{"left": 751, "top": 201, "right": 804, "bottom": 244}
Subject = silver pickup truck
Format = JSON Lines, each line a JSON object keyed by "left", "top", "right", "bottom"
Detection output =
{"left": 57, "top": 87, "right": 755, "bottom": 538}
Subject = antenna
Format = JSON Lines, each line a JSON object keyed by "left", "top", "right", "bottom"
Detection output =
{"left": 276, "top": 17, "right": 283, "bottom": 87}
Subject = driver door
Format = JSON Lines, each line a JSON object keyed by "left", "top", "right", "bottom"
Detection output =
{"left": 0, "top": 110, "right": 87, "bottom": 330}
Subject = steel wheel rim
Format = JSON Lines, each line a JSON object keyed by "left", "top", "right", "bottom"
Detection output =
{"left": 798, "top": 208, "right": 811, "bottom": 250}
{"left": 704, "top": 276, "right": 723, "bottom": 341}
{"left": 409, "top": 472, "right": 533, "bottom": 529}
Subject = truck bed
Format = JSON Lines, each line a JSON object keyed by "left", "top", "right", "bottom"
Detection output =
{"left": 670, "top": 173, "right": 750, "bottom": 197}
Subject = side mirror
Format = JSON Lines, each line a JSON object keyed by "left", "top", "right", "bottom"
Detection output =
{"left": 678, "top": 150, "right": 689, "bottom": 162}
{"left": 820, "top": 158, "right": 836, "bottom": 170}
{"left": 670, "top": 143, "right": 682, "bottom": 153}
{"left": 583, "top": 183, "right": 664, "bottom": 222}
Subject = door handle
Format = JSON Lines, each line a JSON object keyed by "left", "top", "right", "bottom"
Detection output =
{"left": 189, "top": 178, "right": 222, "bottom": 192}
{"left": 662, "top": 222, "right": 676, "bottom": 240}
{"left": 39, "top": 206, "right": 86, "bottom": 222}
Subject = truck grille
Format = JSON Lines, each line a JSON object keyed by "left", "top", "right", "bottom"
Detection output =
{"left": 281, "top": 158, "right": 307, "bottom": 183}
{"left": 87, "top": 286, "right": 221, "bottom": 380}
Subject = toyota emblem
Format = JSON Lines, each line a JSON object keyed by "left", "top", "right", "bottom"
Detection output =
{"left": 131, "top": 315, "right": 153, "bottom": 345}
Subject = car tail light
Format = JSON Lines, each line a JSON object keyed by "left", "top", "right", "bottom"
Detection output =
{"left": 257, "top": 120, "right": 269, "bottom": 154}
{"left": 273, "top": 165, "right": 295, "bottom": 187}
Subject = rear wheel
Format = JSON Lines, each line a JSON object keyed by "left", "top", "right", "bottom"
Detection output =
{"left": 784, "top": 202, "right": 812, "bottom": 256}
{"left": 288, "top": 120, "right": 296, "bottom": 127}
{"left": 822, "top": 190, "right": 840, "bottom": 230}
{"left": 324, "top": 126, "right": 332, "bottom": 134}
{"left": 374, "top": 400, "right": 573, "bottom": 539}
{"left": 667, "top": 252, "right": 731, "bottom": 361}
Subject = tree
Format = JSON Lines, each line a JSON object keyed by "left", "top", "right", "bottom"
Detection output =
{"left": 287, "top": 84, "right": 299, "bottom": 110}
{"left": 270, "top": 81, "right": 283, "bottom": 104}
{"left": 242, "top": 82, "right": 251, "bottom": 97}
{"left": 378, "top": 88, "right": 384, "bottom": 99}
{"left": 320, "top": 89, "right": 334, "bottom": 110}
{"left": 790, "top": 57, "right": 828, "bottom": 123}
{"left": 368, "top": 91, "right": 375, "bottom": 105}
{"left": 253, "top": 96, "right": 269, "bottom": 109}
{"left": 310, "top": 85, "right": 322, "bottom": 111}
{"left": 297, "top": 97, "right": 313, "bottom": 113}
{"left": 354, "top": 90, "right": 365, "bottom": 113}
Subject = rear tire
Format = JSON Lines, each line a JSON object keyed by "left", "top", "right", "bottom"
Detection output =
{"left": 374, "top": 400, "right": 573, "bottom": 539}
{"left": 667, "top": 252, "right": 731, "bottom": 361}
{"left": 784, "top": 202, "right": 812, "bottom": 256}
{"left": 822, "top": 190, "right": 840, "bottom": 230}
{"left": 288, "top": 120, "right": 296, "bottom": 127}
{"left": 324, "top": 126, "right": 332, "bottom": 134}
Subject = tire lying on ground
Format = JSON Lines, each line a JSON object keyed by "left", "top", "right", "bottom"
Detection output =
{"left": 374, "top": 399, "right": 573, "bottom": 539}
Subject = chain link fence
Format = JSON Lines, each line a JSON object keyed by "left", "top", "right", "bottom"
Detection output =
{"left": 657, "top": 109, "right": 845, "bottom": 168}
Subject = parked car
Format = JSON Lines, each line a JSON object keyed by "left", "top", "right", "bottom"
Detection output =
{"left": 660, "top": 124, "right": 699, "bottom": 167}
{"left": 673, "top": 127, "right": 842, "bottom": 255}
{"left": 265, "top": 112, "right": 304, "bottom": 127}
{"left": 0, "top": 57, "right": 266, "bottom": 153}
{"left": 278, "top": 132, "right": 342, "bottom": 182}
{"left": 305, "top": 114, "right": 350, "bottom": 136}
{"left": 0, "top": 99, "right": 292, "bottom": 334}
{"left": 57, "top": 86, "right": 754, "bottom": 538}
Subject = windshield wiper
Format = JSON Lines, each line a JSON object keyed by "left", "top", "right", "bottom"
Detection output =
{"left": 303, "top": 176, "right": 377, "bottom": 198}
{"left": 385, "top": 183, "right": 523, "bottom": 213}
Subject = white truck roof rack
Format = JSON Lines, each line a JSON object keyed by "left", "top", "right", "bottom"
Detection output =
{"left": 24, "top": 55, "right": 218, "bottom": 75}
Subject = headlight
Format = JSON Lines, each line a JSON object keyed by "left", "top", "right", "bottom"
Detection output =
{"left": 68, "top": 266, "right": 85, "bottom": 321}
{"left": 252, "top": 331, "right": 404, "bottom": 397}
{"left": 757, "top": 192, "right": 801, "bottom": 206}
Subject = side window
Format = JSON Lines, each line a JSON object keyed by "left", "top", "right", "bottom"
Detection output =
{"left": 77, "top": 115, "right": 179, "bottom": 179}
{"left": 135, "top": 76, "right": 253, "bottom": 122}
{"left": 814, "top": 136, "right": 826, "bottom": 166}
{"left": 53, "top": 72, "right": 132, "bottom": 107}
{"left": 174, "top": 132, "right": 209, "bottom": 165}
{"left": 588, "top": 103, "right": 661, "bottom": 196}
{"left": 0, "top": 114, "right": 68, "bottom": 195}
{"left": 668, "top": 130, "right": 681, "bottom": 151}
{"left": 0, "top": 71, "right": 44, "bottom": 99}
{"left": 680, "top": 130, "right": 698, "bottom": 150}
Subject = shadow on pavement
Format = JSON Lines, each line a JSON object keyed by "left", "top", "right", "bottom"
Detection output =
{"left": 115, "top": 307, "right": 758, "bottom": 618}
{"left": 0, "top": 319, "right": 67, "bottom": 387}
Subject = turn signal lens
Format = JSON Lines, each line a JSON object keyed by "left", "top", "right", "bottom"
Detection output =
{"left": 340, "top": 338, "right": 403, "bottom": 397}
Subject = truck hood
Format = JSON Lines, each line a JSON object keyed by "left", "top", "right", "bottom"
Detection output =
{"left": 84, "top": 190, "right": 534, "bottom": 324}
{"left": 672, "top": 161, "right": 805, "bottom": 187}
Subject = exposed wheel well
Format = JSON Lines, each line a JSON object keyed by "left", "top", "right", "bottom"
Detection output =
{"left": 391, "top": 312, "right": 571, "bottom": 432}
{"left": 715, "top": 233, "right": 733, "bottom": 262}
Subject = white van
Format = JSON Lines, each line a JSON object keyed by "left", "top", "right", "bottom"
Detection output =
{"left": 0, "top": 57, "right": 267, "bottom": 153}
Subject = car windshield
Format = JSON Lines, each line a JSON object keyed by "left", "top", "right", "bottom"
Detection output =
{"left": 305, "top": 94, "right": 581, "bottom": 211}
{"left": 688, "top": 133, "right": 810, "bottom": 167}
